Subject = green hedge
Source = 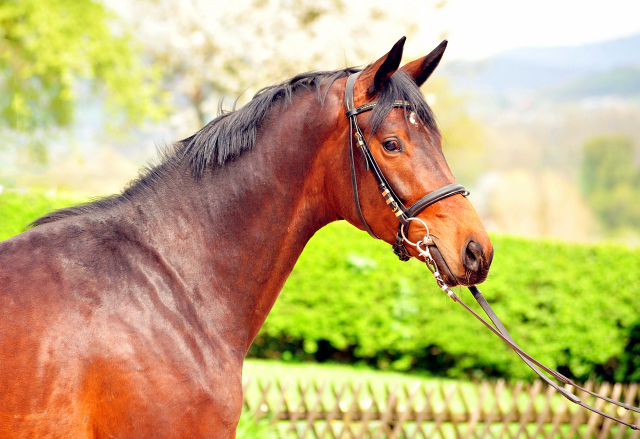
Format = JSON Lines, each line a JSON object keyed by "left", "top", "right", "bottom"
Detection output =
{"left": 252, "top": 222, "right": 640, "bottom": 382}
{"left": 0, "top": 190, "right": 85, "bottom": 241}
{"left": 3, "top": 191, "right": 640, "bottom": 381}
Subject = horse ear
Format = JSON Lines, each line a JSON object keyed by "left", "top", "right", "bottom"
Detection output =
{"left": 401, "top": 40, "right": 448, "bottom": 87}
{"left": 359, "top": 36, "right": 406, "bottom": 96}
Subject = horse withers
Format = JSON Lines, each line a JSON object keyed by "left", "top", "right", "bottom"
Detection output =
{"left": 0, "top": 38, "right": 492, "bottom": 438}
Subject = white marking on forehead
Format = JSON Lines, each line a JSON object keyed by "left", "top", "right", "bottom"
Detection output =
{"left": 409, "top": 111, "right": 419, "bottom": 128}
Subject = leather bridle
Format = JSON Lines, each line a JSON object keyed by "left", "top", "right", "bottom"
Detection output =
{"left": 344, "top": 71, "right": 640, "bottom": 430}
{"left": 344, "top": 71, "right": 468, "bottom": 261}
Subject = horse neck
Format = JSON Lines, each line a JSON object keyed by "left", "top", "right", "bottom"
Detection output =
{"left": 129, "top": 95, "right": 344, "bottom": 354}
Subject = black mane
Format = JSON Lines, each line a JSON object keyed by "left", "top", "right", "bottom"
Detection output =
{"left": 183, "top": 68, "right": 358, "bottom": 177}
{"left": 30, "top": 66, "right": 439, "bottom": 227}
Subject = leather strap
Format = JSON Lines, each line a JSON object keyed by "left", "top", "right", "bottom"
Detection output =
{"left": 344, "top": 72, "right": 359, "bottom": 114}
{"left": 406, "top": 184, "right": 468, "bottom": 218}
{"left": 346, "top": 73, "right": 377, "bottom": 238}
{"left": 463, "top": 286, "right": 640, "bottom": 430}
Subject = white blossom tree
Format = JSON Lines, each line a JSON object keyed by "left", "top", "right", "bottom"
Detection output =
{"left": 106, "top": 0, "right": 448, "bottom": 133}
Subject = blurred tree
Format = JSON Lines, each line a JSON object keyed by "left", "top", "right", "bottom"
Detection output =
{"left": 0, "top": 0, "right": 168, "bottom": 161}
{"left": 422, "top": 77, "right": 486, "bottom": 184}
{"left": 116, "top": 0, "right": 448, "bottom": 132}
{"left": 580, "top": 136, "right": 635, "bottom": 195}
{"left": 119, "top": 0, "right": 486, "bottom": 188}
{"left": 580, "top": 135, "right": 640, "bottom": 229}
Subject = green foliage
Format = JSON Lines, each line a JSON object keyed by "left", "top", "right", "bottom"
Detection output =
{"left": 0, "top": 190, "right": 83, "bottom": 240}
{"left": 580, "top": 136, "right": 640, "bottom": 229}
{"left": 422, "top": 77, "right": 487, "bottom": 185}
{"left": 580, "top": 136, "right": 635, "bottom": 195}
{"left": 236, "top": 410, "right": 278, "bottom": 439}
{"left": 252, "top": 222, "right": 640, "bottom": 382}
{"left": 0, "top": 0, "right": 168, "bottom": 132}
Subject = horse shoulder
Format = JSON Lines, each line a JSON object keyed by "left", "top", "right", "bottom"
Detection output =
{"left": 0, "top": 219, "right": 242, "bottom": 438}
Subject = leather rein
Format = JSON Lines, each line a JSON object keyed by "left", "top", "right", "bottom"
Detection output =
{"left": 344, "top": 71, "right": 640, "bottom": 430}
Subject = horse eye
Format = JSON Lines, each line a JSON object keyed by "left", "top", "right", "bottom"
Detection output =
{"left": 382, "top": 140, "right": 401, "bottom": 152}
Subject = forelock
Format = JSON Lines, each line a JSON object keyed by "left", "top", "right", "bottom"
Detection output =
{"left": 367, "top": 70, "right": 440, "bottom": 141}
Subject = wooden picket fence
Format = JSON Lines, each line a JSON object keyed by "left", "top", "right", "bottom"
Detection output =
{"left": 242, "top": 378, "right": 640, "bottom": 439}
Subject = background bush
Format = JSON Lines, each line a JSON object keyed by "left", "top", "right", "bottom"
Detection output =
{"left": 3, "top": 191, "right": 639, "bottom": 382}
{"left": 252, "top": 222, "right": 640, "bottom": 382}
{"left": 0, "top": 190, "right": 84, "bottom": 240}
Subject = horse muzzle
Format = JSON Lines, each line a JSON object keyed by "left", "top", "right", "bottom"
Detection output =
{"left": 428, "top": 241, "right": 493, "bottom": 287}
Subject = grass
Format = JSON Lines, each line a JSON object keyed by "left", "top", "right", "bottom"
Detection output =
{"left": 243, "top": 359, "right": 451, "bottom": 407}
{"left": 243, "top": 359, "right": 456, "bottom": 410}
{"left": 236, "top": 411, "right": 279, "bottom": 439}
{"left": 241, "top": 359, "right": 576, "bottom": 415}
{"left": 243, "top": 358, "right": 444, "bottom": 387}
{"left": 240, "top": 360, "right": 615, "bottom": 439}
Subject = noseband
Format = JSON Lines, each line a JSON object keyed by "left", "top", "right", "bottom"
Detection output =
{"left": 344, "top": 71, "right": 640, "bottom": 430}
{"left": 344, "top": 72, "right": 468, "bottom": 260}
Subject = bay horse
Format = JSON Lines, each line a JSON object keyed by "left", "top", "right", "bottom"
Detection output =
{"left": 0, "top": 38, "right": 492, "bottom": 438}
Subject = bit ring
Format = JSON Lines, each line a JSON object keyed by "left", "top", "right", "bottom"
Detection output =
{"left": 400, "top": 217, "right": 430, "bottom": 247}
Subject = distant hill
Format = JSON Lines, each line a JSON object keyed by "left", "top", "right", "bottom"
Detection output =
{"left": 549, "top": 66, "right": 640, "bottom": 100}
{"left": 441, "top": 34, "right": 640, "bottom": 97}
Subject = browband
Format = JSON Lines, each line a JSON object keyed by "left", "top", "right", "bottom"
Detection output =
{"left": 344, "top": 72, "right": 468, "bottom": 260}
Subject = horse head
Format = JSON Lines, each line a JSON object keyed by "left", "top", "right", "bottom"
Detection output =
{"left": 332, "top": 37, "right": 493, "bottom": 287}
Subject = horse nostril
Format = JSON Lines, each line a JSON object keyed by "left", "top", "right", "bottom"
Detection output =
{"left": 463, "top": 240, "right": 483, "bottom": 273}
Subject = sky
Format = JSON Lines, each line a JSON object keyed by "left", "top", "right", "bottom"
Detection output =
{"left": 436, "top": 0, "right": 640, "bottom": 60}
